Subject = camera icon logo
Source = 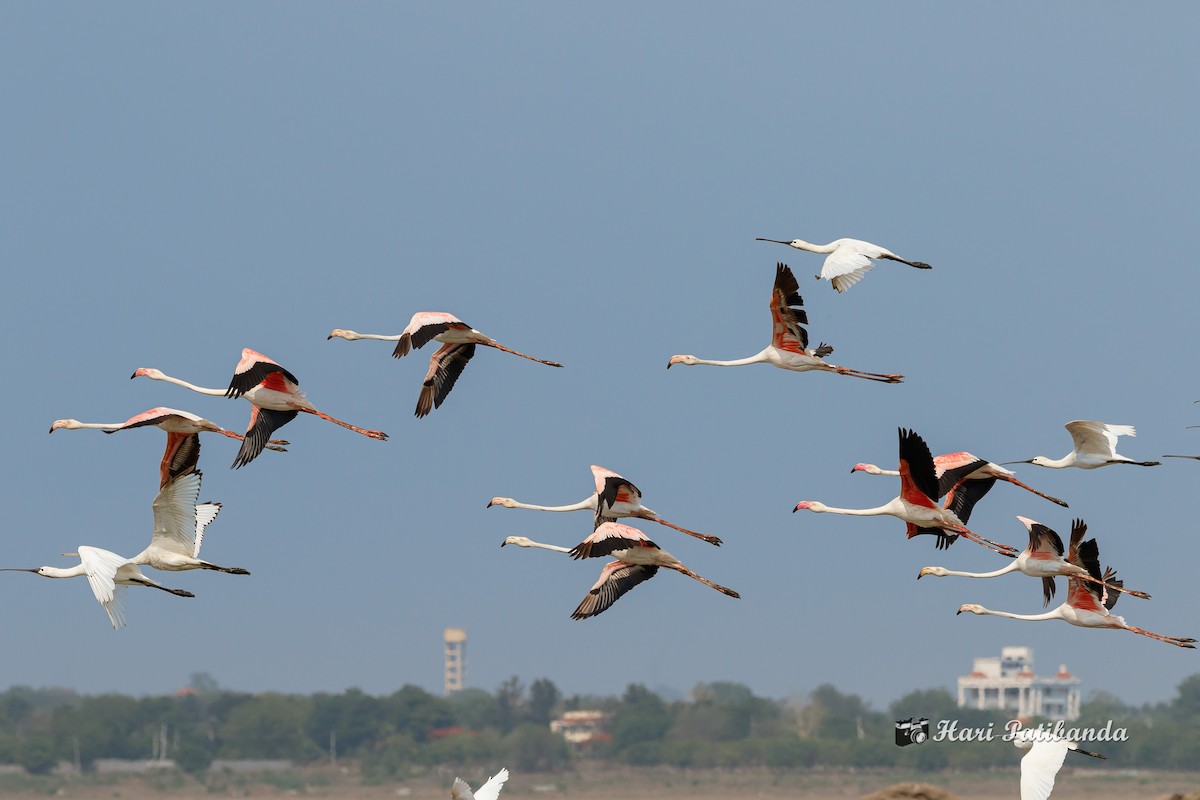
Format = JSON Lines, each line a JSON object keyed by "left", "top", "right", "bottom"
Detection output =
{"left": 895, "top": 717, "right": 930, "bottom": 747}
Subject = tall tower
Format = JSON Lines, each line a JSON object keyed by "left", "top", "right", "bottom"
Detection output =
{"left": 443, "top": 627, "right": 467, "bottom": 695}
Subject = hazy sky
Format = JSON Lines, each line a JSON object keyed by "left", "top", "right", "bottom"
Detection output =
{"left": 3, "top": 4, "right": 1199, "bottom": 713}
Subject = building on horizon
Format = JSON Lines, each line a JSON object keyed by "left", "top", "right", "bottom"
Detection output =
{"left": 957, "top": 646, "right": 1080, "bottom": 721}
{"left": 550, "top": 710, "right": 613, "bottom": 753}
{"left": 443, "top": 628, "right": 466, "bottom": 695}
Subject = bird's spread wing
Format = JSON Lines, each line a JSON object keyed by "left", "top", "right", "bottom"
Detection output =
{"left": 941, "top": 476, "right": 994, "bottom": 525}
{"left": 769, "top": 263, "right": 813, "bottom": 353}
{"left": 234, "top": 407, "right": 299, "bottom": 469}
{"left": 78, "top": 546, "right": 130, "bottom": 629}
{"left": 570, "top": 522, "right": 654, "bottom": 560}
{"left": 598, "top": 474, "right": 643, "bottom": 514}
{"left": 193, "top": 502, "right": 222, "bottom": 558}
{"left": 450, "top": 777, "right": 476, "bottom": 800}
{"left": 115, "top": 407, "right": 187, "bottom": 430}
{"left": 898, "top": 429, "right": 940, "bottom": 507}
{"left": 572, "top": 562, "right": 659, "bottom": 619}
{"left": 935, "top": 458, "right": 989, "bottom": 498}
{"left": 590, "top": 465, "right": 626, "bottom": 495}
{"left": 227, "top": 350, "right": 300, "bottom": 398}
{"left": 1065, "top": 420, "right": 1127, "bottom": 459}
{"left": 151, "top": 470, "right": 204, "bottom": 557}
{"left": 164, "top": 432, "right": 201, "bottom": 487}
{"left": 416, "top": 343, "right": 475, "bottom": 417}
{"left": 472, "top": 768, "right": 509, "bottom": 800}
{"left": 821, "top": 246, "right": 874, "bottom": 293}
{"left": 1020, "top": 740, "right": 1069, "bottom": 800}
{"left": 1100, "top": 567, "right": 1123, "bottom": 610}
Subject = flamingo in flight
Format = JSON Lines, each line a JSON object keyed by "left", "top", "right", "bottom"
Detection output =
{"left": 793, "top": 429, "right": 1018, "bottom": 555}
{"left": 1014, "top": 726, "right": 1105, "bottom": 800}
{"left": 50, "top": 407, "right": 288, "bottom": 487}
{"left": 919, "top": 516, "right": 1148, "bottom": 605}
{"left": 1, "top": 546, "right": 193, "bottom": 629}
{"left": 132, "top": 348, "right": 388, "bottom": 469}
{"left": 487, "top": 464, "right": 721, "bottom": 546}
{"left": 451, "top": 767, "right": 509, "bottom": 800}
{"left": 501, "top": 522, "right": 739, "bottom": 619}
{"left": 852, "top": 452, "right": 1067, "bottom": 524}
{"left": 755, "top": 236, "right": 931, "bottom": 293}
{"left": 131, "top": 469, "right": 249, "bottom": 575}
{"left": 666, "top": 263, "right": 903, "bottom": 383}
{"left": 329, "top": 312, "right": 563, "bottom": 418}
{"left": 957, "top": 548, "right": 1195, "bottom": 648}
{"left": 1006, "top": 420, "right": 1160, "bottom": 469}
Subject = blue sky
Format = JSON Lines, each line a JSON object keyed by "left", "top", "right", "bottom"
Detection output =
{"left": 3, "top": 3, "right": 1199, "bottom": 713}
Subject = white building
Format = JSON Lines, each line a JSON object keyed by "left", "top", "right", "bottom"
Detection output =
{"left": 956, "top": 646, "right": 1080, "bottom": 721}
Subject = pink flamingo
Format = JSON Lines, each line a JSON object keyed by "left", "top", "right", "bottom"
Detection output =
{"left": 666, "top": 263, "right": 904, "bottom": 382}
{"left": 132, "top": 349, "right": 387, "bottom": 469}
{"left": 919, "top": 516, "right": 1148, "bottom": 605}
{"left": 852, "top": 452, "right": 1067, "bottom": 524}
{"left": 329, "top": 312, "right": 563, "bottom": 418}
{"left": 794, "top": 429, "right": 1018, "bottom": 555}
{"left": 487, "top": 464, "right": 721, "bottom": 545}
{"left": 51, "top": 407, "right": 288, "bottom": 487}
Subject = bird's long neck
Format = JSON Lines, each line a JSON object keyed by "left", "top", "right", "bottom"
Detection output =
{"left": 818, "top": 499, "right": 904, "bottom": 517}
{"left": 690, "top": 352, "right": 770, "bottom": 367}
{"left": 69, "top": 422, "right": 122, "bottom": 431}
{"left": 509, "top": 497, "right": 598, "bottom": 513}
{"left": 977, "top": 606, "right": 1062, "bottom": 622}
{"left": 870, "top": 468, "right": 901, "bottom": 477}
{"left": 514, "top": 539, "right": 573, "bottom": 554}
{"left": 794, "top": 240, "right": 835, "bottom": 254}
{"left": 37, "top": 565, "right": 87, "bottom": 579}
{"left": 349, "top": 332, "right": 404, "bottom": 341}
{"left": 940, "top": 562, "right": 1020, "bottom": 579}
{"left": 149, "top": 373, "right": 227, "bottom": 397}
{"left": 1037, "top": 455, "right": 1075, "bottom": 469}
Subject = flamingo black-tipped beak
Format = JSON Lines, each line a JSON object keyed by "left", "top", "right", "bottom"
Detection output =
{"left": 48, "top": 426, "right": 54, "bottom": 434}
{"left": 499, "top": 540, "right": 507, "bottom": 547}
{"left": 955, "top": 608, "right": 964, "bottom": 615}
{"left": 486, "top": 500, "right": 494, "bottom": 508}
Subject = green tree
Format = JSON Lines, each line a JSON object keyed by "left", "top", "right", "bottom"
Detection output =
{"left": 527, "top": 678, "right": 560, "bottom": 726}
{"left": 218, "top": 694, "right": 315, "bottom": 760}
{"left": 385, "top": 685, "right": 455, "bottom": 742}
{"left": 613, "top": 684, "right": 670, "bottom": 755}
{"left": 504, "top": 723, "right": 570, "bottom": 771}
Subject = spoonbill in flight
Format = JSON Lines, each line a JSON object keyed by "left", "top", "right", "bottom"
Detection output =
{"left": 755, "top": 236, "right": 931, "bottom": 293}
{"left": 132, "top": 348, "right": 388, "bottom": 469}
{"left": 919, "top": 517, "right": 1148, "bottom": 605}
{"left": 666, "top": 263, "right": 903, "bottom": 382}
{"left": 1013, "top": 725, "right": 1105, "bottom": 800}
{"left": 1006, "top": 420, "right": 1160, "bottom": 469}
{"left": 487, "top": 464, "right": 721, "bottom": 545}
{"left": 451, "top": 767, "right": 509, "bottom": 800}
{"left": 329, "top": 312, "right": 562, "bottom": 418}
{"left": 794, "top": 429, "right": 1017, "bottom": 555}
{"left": 1, "top": 546, "right": 193, "bottom": 629}
{"left": 50, "top": 407, "right": 287, "bottom": 487}
{"left": 131, "top": 469, "right": 249, "bottom": 575}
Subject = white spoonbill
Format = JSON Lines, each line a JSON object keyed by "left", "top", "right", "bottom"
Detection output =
{"left": 132, "top": 348, "right": 388, "bottom": 469}
{"left": 131, "top": 469, "right": 249, "bottom": 575}
{"left": 487, "top": 464, "right": 721, "bottom": 545}
{"left": 51, "top": 407, "right": 287, "bottom": 487}
{"left": 1, "top": 546, "right": 193, "bottom": 629}
{"left": 666, "top": 263, "right": 903, "bottom": 383}
{"left": 755, "top": 236, "right": 931, "bottom": 293}
{"left": 1006, "top": 420, "right": 1160, "bottom": 469}
{"left": 1013, "top": 726, "right": 1105, "bottom": 800}
{"left": 919, "top": 517, "right": 1148, "bottom": 605}
{"left": 957, "top": 567, "right": 1195, "bottom": 648}
{"left": 794, "top": 429, "right": 1017, "bottom": 555}
{"left": 852, "top": 452, "right": 1067, "bottom": 523}
{"left": 451, "top": 767, "right": 509, "bottom": 800}
{"left": 329, "top": 312, "right": 562, "bottom": 418}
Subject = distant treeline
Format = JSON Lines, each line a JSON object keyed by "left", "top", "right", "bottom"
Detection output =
{"left": 0, "top": 672, "right": 1197, "bottom": 777}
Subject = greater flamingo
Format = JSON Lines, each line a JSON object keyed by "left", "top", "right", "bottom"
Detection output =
{"left": 132, "top": 348, "right": 388, "bottom": 469}
{"left": 1, "top": 546, "right": 193, "bottom": 629}
{"left": 852, "top": 452, "right": 1067, "bottom": 524}
{"left": 51, "top": 407, "right": 287, "bottom": 487}
{"left": 957, "top": 566, "right": 1195, "bottom": 648}
{"left": 919, "top": 517, "right": 1148, "bottom": 605}
{"left": 793, "top": 429, "right": 1017, "bottom": 554}
{"left": 1006, "top": 420, "right": 1160, "bottom": 469}
{"left": 666, "top": 263, "right": 904, "bottom": 383}
{"left": 487, "top": 464, "right": 721, "bottom": 545}
{"left": 754, "top": 237, "right": 931, "bottom": 293}
{"left": 451, "top": 767, "right": 509, "bottom": 800}
{"left": 1013, "top": 726, "right": 1105, "bottom": 800}
{"left": 131, "top": 470, "right": 249, "bottom": 575}
{"left": 501, "top": 524, "right": 740, "bottom": 617}
{"left": 329, "top": 312, "right": 562, "bottom": 418}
